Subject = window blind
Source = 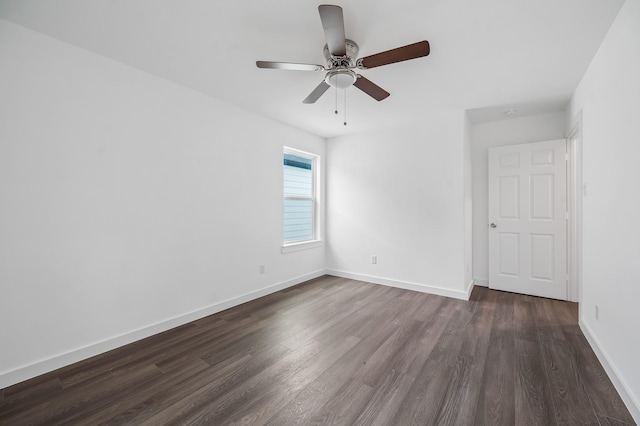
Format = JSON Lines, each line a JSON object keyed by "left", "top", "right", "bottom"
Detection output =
{"left": 284, "top": 153, "right": 314, "bottom": 243}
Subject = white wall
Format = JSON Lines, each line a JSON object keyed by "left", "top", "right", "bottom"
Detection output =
{"left": 470, "top": 111, "right": 566, "bottom": 285}
{"left": 464, "top": 115, "right": 473, "bottom": 291}
{"left": 326, "top": 112, "right": 469, "bottom": 299}
{"left": 0, "top": 19, "right": 326, "bottom": 388}
{"left": 568, "top": 0, "right": 640, "bottom": 420}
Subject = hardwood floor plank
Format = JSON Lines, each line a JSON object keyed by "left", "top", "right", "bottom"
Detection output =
{"left": 119, "top": 344, "right": 290, "bottom": 425}
{"left": 352, "top": 319, "right": 423, "bottom": 386}
{"left": 451, "top": 295, "right": 497, "bottom": 425}
{"left": 135, "top": 342, "right": 303, "bottom": 425}
{"left": 58, "top": 318, "right": 232, "bottom": 388}
{"left": 352, "top": 371, "right": 415, "bottom": 426}
{"left": 76, "top": 358, "right": 211, "bottom": 425}
{"left": 58, "top": 322, "right": 202, "bottom": 388}
{"left": 539, "top": 333, "right": 601, "bottom": 425}
{"left": 176, "top": 336, "right": 360, "bottom": 425}
{"left": 296, "top": 283, "right": 393, "bottom": 347}
{"left": 195, "top": 315, "right": 312, "bottom": 367}
{"left": 435, "top": 354, "right": 476, "bottom": 424}
{"left": 515, "top": 296, "right": 539, "bottom": 342}
{"left": 563, "top": 331, "right": 636, "bottom": 424}
{"left": 221, "top": 336, "right": 362, "bottom": 425}
{"left": 492, "top": 289, "right": 516, "bottom": 331}
{"left": 475, "top": 326, "right": 516, "bottom": 424}
{"left": 599, "top": 415, "right": 637, "bottom": 426}
{"left": 422, "top": 300, "right": 474, "bottom": 366}
{"left": 144, "top": 341, "right": 312, "bottom": 425}
{"left": 1, "top": 276, "right": 634, "bottom": 426}
{"left": 534, "top": 295, "right": 579, "bottom": 341}
{"left": 390, "top": 303, "right": 474, "bottom": 424}
{"left": 385, "top": 311, "right": 452, "bottom": 379}
{"left": 514, "top": 338, "right": 555, "bottom": 425}
{"left": 307, "top": 379, "right": 374, "bottom": 425}
{"left": 0, "top": 378, "right": 62, "bottom": 416}
{"left": 156, "top": 327, "right": 264, "bottom": 369}
{"left": 391, "top": 359, "right": 456, "bottom": 425}
{"left": 4, "top": 364, "right": 163, "bottom": 426}
{"left": 377, "top": 287, "right": 429, "bottom": 325}
{"left": 273, "top": 283, "right": 379, "bottom": 349}
{"left": 411, "top": 291, "right": 448, "bottom": 321}
{"left": 305, "top": 321, "right": 398, "bottom": 396}
{"left": 231, "top": 280, "right": 341, "bottom": 322}
{"left": 263, "top": 385, "right": 330, "bottom": 426}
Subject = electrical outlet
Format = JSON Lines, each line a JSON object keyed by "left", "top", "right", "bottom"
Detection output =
{"left": 259, "top": 264, "right": 265, "bottom": 274}
{"left": 595, "top": 305, "right": 599, "bottom": 321}
{"left": 371, "top": 255, "right": 377, "bottom": 264}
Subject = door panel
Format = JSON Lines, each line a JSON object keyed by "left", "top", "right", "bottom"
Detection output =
{"left": 530, "top": 233, "right": 554, "bottom": 280}
{"left": 489, "top": 139, "right": 567, "bottom": 300}
{"left": 530, "top": 174, "right": 554, "bottom": 219}
{"left": 499, "top": 152, "right": 520, "bottom": 168}
{"left": 498, "top": 233, "right": 520, "bottom": 276}
{"left": 499, "top": 176, "right": 520, "bottom": 218}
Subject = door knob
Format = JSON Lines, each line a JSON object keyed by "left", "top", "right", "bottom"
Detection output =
{"left": 489, "top": 223, "right": 497, "bottom": 228}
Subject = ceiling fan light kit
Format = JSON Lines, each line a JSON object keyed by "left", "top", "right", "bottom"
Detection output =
{"left": 256, "top": 4, "right": 430, "bottom": 121}
{"left": 325, "top": 70, "right": 357, "bottom": 89}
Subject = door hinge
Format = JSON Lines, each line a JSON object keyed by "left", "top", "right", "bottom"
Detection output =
{"left": 565, "top": 152, "right": 569, "bottom": 161}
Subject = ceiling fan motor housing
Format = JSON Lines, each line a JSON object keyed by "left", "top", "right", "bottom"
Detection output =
{"left": 323, "top": 39, "right": 359, "bottom": 88}
{"left": 323, "top": 39, "right": 359, "bottom": 68}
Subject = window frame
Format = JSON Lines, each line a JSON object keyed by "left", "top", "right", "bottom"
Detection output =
{"left": 282, "top": 147, "right": 322, "bottom": 252}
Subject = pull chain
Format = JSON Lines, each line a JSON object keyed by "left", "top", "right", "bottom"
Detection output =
{"left": 343, "top": 88, "right": 347, "bottom": 126}
{"left": 334, "top": 86, "right": 338, "bottom": 115}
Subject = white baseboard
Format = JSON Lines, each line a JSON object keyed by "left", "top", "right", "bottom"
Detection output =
{"left": 326, "top": 269, "right": 471, "bottom": 300}
{"left": 579, "top": 319, "right": 640, "bottom": 424}
{"left": 465, "top": 279, "right": 475, "bottom": 299}
{"left": 0, "top": 269, "right": 326, "bottom": 390}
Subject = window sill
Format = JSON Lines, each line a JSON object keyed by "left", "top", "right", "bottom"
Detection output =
{"left": 281, "top": 240, "right": 324, "bottom": 254}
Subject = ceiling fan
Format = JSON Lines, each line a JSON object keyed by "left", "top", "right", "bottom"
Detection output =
{"left": 256, "top": 4, "right": 430, "bottom": 104}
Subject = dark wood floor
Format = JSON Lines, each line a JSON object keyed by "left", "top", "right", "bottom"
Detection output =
{"left": 0, "top": 276, "right": 635, "bottom": 425}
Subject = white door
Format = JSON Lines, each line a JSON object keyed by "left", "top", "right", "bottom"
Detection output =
{"left": 488, "top": 139, "right": 568, "bottom": 300}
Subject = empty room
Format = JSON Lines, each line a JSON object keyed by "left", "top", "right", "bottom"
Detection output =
{"left": 1, "top": 0, "right": 639, "bottom": 424}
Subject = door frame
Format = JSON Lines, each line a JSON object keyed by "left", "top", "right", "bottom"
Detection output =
{"left": 567, "top": 111, "right": 583, "bottom": 303}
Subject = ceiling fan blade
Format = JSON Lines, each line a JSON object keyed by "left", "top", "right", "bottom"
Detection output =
{"left": 318, "top": 5, "right": 346, "bottom": 56}
{"left": 357, "top": 40, "right": 430, "bottom": 69}
{"left": 353, "top": 75, "right": 390, "bottom": 101}
{"left": 256, "top": 61, "right": 325, "bottom": 71}
{"left": 303, "top": 81, "right": 331, "bottom": 104}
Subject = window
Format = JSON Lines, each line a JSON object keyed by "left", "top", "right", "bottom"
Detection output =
{"left": 283, "top": 149, "right": 318, "bottom": 245}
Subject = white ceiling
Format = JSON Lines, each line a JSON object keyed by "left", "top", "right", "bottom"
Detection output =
{"left": 0, "top": 0, "right": 625, "bottom": 138}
